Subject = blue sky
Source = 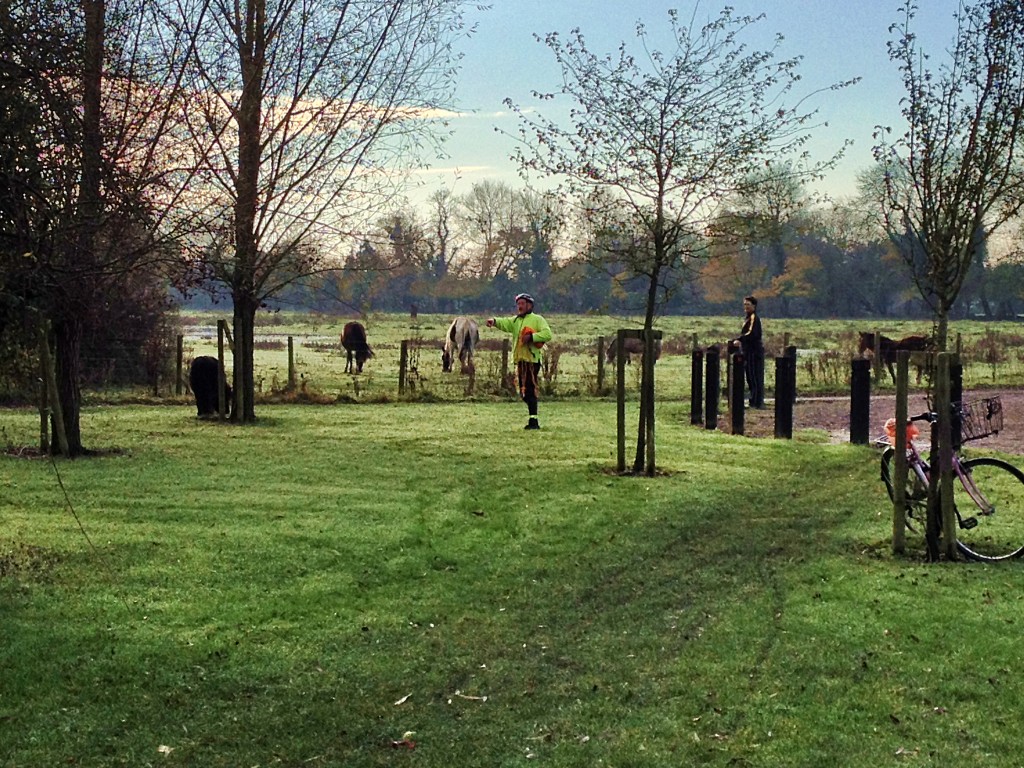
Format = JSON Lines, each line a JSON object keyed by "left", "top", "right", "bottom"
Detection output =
{"left": 412, "top": 0, "right": 966, "bottom": 204}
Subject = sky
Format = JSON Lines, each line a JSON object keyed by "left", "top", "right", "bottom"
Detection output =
{"left": 409, "top": 0, "right": 968, "bottom": 206}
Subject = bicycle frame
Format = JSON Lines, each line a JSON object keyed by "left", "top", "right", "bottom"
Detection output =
{"left": 881, "top": 397, "right": 1023, "bottom": 560}
{"left": 898, "top": 432, "right": 996, "bottom": 525}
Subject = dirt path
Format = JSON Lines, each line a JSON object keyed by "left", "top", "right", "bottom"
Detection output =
{"left": 731, "top": 389, "right": 1023, "bottom": 454}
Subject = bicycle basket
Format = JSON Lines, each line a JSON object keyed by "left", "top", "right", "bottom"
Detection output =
{"left": 958, "top": 396, "right": 1003, "bottom": 442}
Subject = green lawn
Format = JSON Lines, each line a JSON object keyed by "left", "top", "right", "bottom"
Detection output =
{"left": 3, "top": 401, "right": 1024, "bottom": 766}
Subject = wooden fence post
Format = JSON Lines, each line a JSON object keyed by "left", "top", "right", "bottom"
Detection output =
{"left": 731, "top": 350, "right": 745, "bottom": 435}
{"left": 872, "top": 329, "right": 884, "bottom": 383}
{"left": 287, "top": 336, "right": 295, "bottom": 390}
{"left": 786, "top": 345, "right": 797, "bottom": 403}
{"left": 892, "top": 351, "right": 910, "bottom": 554}
{"left": 176, "top": 335, "right": 184, "bottom": 395}
{"left": 501, "top": 339, "right": 511, "bottom": 393}
{"left": 398, "top": 340, "right": 409, "bottom": 395}
{"left": 642, "top": 329, "right": 659, "bottom": 476}
{"left": 616, "top": 331, "right": 627, "bottom": 472}
{"left": 774, "top": 354, "right": 794, "bottom": 439}
{"left": 935, "top": 353, "right": 957, "bottom": 560}
{"left": 705, "top": 345, "right": 720, "bottom": 431}
{"left": 690, "top": 347, "right": 704, "bottom": 426}
{"left": 849, "top": 358, "right": 871, "bottom": 445}
{"left": 217, "top": 319, "right": 229, "bottom": 419}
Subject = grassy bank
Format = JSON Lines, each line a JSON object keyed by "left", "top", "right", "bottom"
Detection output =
{"left": 3, "top": 401, "right": 1024, "bottom": 766}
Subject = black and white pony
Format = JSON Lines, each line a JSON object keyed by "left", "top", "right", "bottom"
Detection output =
{"left": 442, "top": 316, "right": 480, "bottom": 375}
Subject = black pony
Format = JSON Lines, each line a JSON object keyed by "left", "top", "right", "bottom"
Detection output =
{"left": 341, "top": 321, "right": 374, "bottom": 374}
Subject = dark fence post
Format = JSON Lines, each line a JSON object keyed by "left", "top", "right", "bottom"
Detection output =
{"left": 705, "top": 345, "right": 720, "bottom": 431}
{"left": 690, "top": 348, "right": 704, "bottom": 425}
{"left": 596, "top": 336, "right": 606, "bottom": 394}
{"left": 287, "top": 336, "right": 295, "bottom": 390}
{"left": 786, "top": 345, "right": 797, "bottom": 402}
{"left": 731, "top": 351, "right": 745, "bottom": 435}
{"left": 850, "top": 358, "right": 871, "bottom": 445}
{"left": 398, "top": 340, "right": 409, "bottom": 395}
{"left": 616, "top": 331, "right": 627, "bottom": 472}
{"left": 774, "top": 355, "right": 794, "bottom": 438}
{"left": 501, "top": 339, "right": 511, "bottom": 393}
{"left": 176, "top": 335, "right": 184, "bottom": 396}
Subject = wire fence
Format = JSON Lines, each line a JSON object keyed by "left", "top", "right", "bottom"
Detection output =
{"left": 180, "top": 332, "right": 693, "bottom": 403}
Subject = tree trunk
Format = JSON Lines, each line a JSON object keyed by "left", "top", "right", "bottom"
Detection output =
{"left": 229, "top": 0, "right": 264, "bottom": 423}
{"left": 52, "top": 316, "right": 84, "bottom": 456}
{"left": 49, "top": 0, "right": 106, "bottom": 456}
{"left": 633, "top": 260, "right": 661, "bottom": 473}
{"left": 935, "top": 307, "right": 950, "bottom": 353}
{"left": 231, "top": 295, "right": 258, "bottom": 422}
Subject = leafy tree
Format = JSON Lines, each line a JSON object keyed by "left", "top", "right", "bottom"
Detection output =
{"left": 164, "top": 0, "right": 474, "bottom": 421}
{"left": 873, "top": 0, "right": 1024, "bottom": 349}
{"left": 505, "top": 7, "right": 853, "bottom": 472}
{"left": 714, "top": 165, "right": 819, "bottom": 314}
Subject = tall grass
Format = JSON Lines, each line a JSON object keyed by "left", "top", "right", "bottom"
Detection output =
{"left": 4, "top": 402, "right": 1024, "bottom": 766}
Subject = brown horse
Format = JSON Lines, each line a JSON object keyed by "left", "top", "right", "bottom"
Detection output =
{"left": 605, "top": 336, "right": 662, "bottom": 365}
{"left": 858, "top": 331, "right": 932, "bottom": 383}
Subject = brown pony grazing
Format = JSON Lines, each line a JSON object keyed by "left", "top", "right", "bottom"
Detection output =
{"left": 341, "top": 321, "right": 373, "bottom": 373}
{"left": 858, "top": 331, "right": 932, "bottom": 383}
{"left": 605, "top": 336, "right": 662, "bottom": 365}
{"left": 441, "top": 316, "right": 480, "bottom": 375}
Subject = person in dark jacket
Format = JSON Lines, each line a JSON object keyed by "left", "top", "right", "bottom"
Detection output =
{"left": 732, "top": 295, "right": 764, "bottom": 408}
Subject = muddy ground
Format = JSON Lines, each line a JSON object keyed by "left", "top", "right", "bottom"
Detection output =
{"left": 724, "top": 389, "right": 1023, "bottom": 454}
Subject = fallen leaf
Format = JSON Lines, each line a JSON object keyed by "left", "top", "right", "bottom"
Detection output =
{"left": 394, "top": 693, "right": 412, "bottom": 706}
{"left": 157, "top": 745, "right": 174, "bottom": 756}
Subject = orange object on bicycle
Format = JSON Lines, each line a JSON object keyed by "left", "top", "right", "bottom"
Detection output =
{"left": 884, "top": 417, "right": 919, "bottom": 443}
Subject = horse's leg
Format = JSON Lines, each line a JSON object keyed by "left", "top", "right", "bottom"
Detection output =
{"left": 887, "top": 360, "right": 896, "bottom": 385}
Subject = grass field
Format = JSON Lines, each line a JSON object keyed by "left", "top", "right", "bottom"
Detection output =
{"left": 163, "top": 312, "right": 1024, "bottom": 405}
{"left": 4, "top": 399, "right": 1024, "bottom": 766}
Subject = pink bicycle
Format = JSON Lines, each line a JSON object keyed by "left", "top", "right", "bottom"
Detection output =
{"left": 878, "top": 396, "right": 1024, "bottom": 562}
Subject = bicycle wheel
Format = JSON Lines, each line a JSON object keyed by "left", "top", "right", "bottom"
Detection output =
{"left": 880, "top": 447, "right": 928, "bottom": 534}
{"left": 952, "top": 457, "right": 1024, "bottom": 562}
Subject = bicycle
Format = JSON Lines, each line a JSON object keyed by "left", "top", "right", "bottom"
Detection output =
{"left": 878, "top": 395, "right": 1024, "bottom": 562}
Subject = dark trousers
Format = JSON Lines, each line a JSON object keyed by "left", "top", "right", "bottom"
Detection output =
{"left": 743, "top": 349, "right": 764, "bottom": 407}
{"left": 517, "top": 361, "right": 541, "bottom": 416}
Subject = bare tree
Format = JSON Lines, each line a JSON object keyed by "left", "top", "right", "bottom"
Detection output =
{"left": 163, "top": 0, "right": 474, "bottom": 420}
{"left": 0, "top": 0, "right": 200, "bottom": 455}
{"left": 873, "top": 0, "right": 1024, "bottom": 350}
{"left": 457, "top": 179, "right": 525, "bottom": 280}
{"left": 505, "top": 7, "right": 853, "bottom": 473}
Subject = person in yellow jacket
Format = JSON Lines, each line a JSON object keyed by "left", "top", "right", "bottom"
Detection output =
{"left": 486, "top": 293, "right": 553, "bottom": 430}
